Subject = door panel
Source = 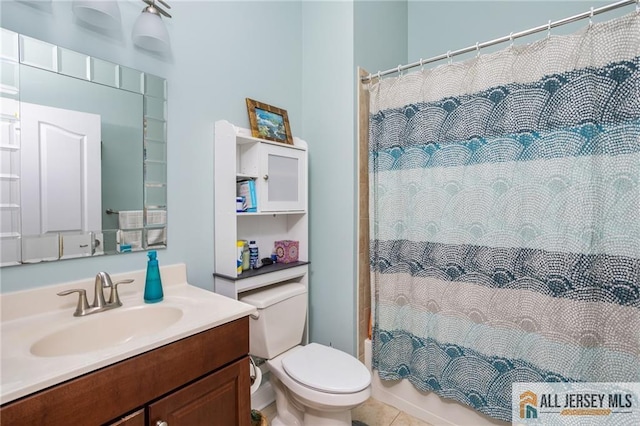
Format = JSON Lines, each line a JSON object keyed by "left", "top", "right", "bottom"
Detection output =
{"left": 148, "top": 357, "right": 251, "bottom": 426}
{"left": 39, "top": 123, "right": 85, "bottom": 233}
{"left": 20, "top": 102, "right": 101, "bottom": 236}
{"left": 20, "top": 102, "right": 101, "bottom": 262}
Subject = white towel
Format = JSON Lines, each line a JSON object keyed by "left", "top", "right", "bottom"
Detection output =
{"left": 118, "top": 210, "right": 143, "bottom": 230}
{"left": 147, "top": 228, "right": 166, "bottom": 246}
{"left": 117, "top": 229, "right": 143, "bottom": 252}
{"left": 146, "top": 209, "right": 167, "bottom": 226}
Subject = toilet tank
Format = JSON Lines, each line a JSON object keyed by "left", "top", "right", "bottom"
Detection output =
{"left": 239, "top": 282, "right": 307, "bottom": 359}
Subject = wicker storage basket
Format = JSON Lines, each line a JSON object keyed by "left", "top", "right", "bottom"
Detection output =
{"left": 251, "top": 409, "right": 268, "bottom": 426}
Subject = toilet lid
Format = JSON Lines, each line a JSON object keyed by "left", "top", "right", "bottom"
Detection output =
{"left": 281, "top": 343, "right": 371, "bottom": 394}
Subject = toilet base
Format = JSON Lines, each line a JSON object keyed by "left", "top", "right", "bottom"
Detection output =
{"left": 304, "top": 408, "right": 353, "bottom": 425}
{"left": 272, "top": 410, "right": 352, "bottom": 426}
{"left": 271, "top": 374, "right": 357, "bottom": 426}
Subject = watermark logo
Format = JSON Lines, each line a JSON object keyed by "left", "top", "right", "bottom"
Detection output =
{"left": 512, "top": 382, "right": 640, "bottom": 425}
{"left": 519, "top": 390, "right": 538, "bottom": 419}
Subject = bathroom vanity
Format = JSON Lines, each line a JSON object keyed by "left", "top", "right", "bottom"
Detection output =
{"left": 0, "top": 264, "right": 257, "bottom": 425}
{"left": 2, "top": 318, "right": 249, "bottom": 425}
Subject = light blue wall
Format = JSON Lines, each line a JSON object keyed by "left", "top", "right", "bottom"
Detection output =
{"left": 301, "top": 1, "right": 356, "bottom": 354}
{"left": 300, "top": 1, "right": 408, "bottom": 355}
{"left": 160, "top": 1, "right": 302, "bottom": 293}
{"left": 0, "top": 1, "right": 302, "bottom": 292}
{"left": 355, "top": 0, "right": 408, "bottom": 75}
{"left": 407, "top": 1, "right": 626, "bottom": 66}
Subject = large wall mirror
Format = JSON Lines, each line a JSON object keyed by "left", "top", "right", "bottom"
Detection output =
{"left": 0, "top": 28, "right": 167, "bottom": 267}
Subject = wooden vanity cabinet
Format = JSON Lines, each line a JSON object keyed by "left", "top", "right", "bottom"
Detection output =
{"left": 0, "top": 317, "right": 251, "bottom": 426}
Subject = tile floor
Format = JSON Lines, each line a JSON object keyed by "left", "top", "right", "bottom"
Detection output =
{"left": 261, "top": 397, "right": 433, "bottom": 426}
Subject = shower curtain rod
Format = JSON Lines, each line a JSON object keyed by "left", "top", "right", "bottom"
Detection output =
{"left": 361, "top": 0, "right": 638, "bottom": 83}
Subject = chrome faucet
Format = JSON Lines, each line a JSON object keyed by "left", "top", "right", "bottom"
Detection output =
{"left": 58, "top": 272, "right": 133, "bottom": 317}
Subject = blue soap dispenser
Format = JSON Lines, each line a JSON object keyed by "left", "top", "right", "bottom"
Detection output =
{"left": 144, "top": 250, "right": 164, "bottom": 303}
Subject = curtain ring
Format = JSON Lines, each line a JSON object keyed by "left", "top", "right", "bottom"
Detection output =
{"left": 475, "top": 42, "right": 480, "bottom": 58}
{"left": 397, "top": 64, "right": 402, "bottom": 76}
{"left": 419, "top": 58, "right": 425, "bottom": 72}
{"left": 547, "top": 20, "right": 552, "bottom": 38}
{"left": 509, "top": 32, "right": 514, "bottom": 47}
{"left": 589, "top": 7, "right": 594, "bottom": 26}
{"left": 447, "top": 50, "right": 452, "bottom": 64}
{"left": 377, "top": 70, "right": 381, "bottom": 82}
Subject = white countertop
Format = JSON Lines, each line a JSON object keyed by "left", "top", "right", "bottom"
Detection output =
{"left": 0, "top": 263, "right": 257, "bottom": 404}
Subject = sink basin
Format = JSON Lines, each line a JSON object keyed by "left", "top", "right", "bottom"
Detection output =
{"left": 30, "top": 306, "right": 183, "bottom": 357}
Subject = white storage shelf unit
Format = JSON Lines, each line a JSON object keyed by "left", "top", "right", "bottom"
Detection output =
{"left": 213, "top": 120, "right": 309, "bottom": 300}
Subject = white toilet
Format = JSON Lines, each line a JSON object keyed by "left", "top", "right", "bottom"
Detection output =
{"left": 240, "top": 282, "right": 371, "bottom": 426}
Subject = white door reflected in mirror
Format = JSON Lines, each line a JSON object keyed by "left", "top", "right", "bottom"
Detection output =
{"left": 20, "top": 103, "right": 102, "bottom": 262}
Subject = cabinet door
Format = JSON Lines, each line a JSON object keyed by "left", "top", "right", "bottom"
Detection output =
{"left": 258, "top": 143, "right": 306, "bottom": 212}
{"left": 148, "top": 357, "right": 251, "bottom": 426}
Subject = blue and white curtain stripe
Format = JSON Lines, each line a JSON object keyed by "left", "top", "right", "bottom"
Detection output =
{"left": 369, "top": 12, "right": 640, "bottom": 422}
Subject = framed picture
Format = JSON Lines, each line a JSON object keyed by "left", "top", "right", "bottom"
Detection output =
{"left": 246, "top": 98, "right": 293, "bottom": 145}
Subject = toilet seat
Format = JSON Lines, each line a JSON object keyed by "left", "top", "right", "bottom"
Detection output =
{"left": 267, "top": 346, "right": 371, "bottom": 410}
{"left": 281, "top": 343, "right": 371, "bottom": 394}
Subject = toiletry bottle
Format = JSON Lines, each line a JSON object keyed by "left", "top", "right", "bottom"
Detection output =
{"left": 237, "top": 240, "right": 244, "bottom": 274}
{"left": 242, "top": 240, "right": 250, "bottom": 271}
{"left": 249, "top": 240, "right": 259, "bottom": 269}
{"left": 144, "top": 250, "right": 164, "bottom": 303}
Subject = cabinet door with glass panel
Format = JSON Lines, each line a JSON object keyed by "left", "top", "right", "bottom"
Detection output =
{"left": 257, "top": 142, "right": 306, "bottom": 212}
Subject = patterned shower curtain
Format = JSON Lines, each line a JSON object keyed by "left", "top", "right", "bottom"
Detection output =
{"left": 369, "top": 12, "right": 640, "bottom": 422}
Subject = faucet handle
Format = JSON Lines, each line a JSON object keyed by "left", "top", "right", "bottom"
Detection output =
{"left": 57, "top": 289, "right": 90, "bottom": 317}
{"left": 108, "top": 279, "right": 134, "bottom": 306}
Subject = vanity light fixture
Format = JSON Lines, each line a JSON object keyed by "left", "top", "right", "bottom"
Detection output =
{"left": 72, "top": 0, "right": 121, "bottom": 29}
{"left": 132, "top": 0, "right": 172, "bottom": 53}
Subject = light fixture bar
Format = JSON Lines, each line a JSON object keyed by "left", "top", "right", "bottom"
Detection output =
{"left": 155, "top": 0, "right": 171, "bottom": 10}
{"left": 142, "top": 0, "right": 172, "bottom": 18}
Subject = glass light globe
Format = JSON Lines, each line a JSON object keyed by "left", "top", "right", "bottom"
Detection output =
{"left": 132, "top": 10, "right": 170, "bottom": 53}
{"left": 72, "top": 1, "right": 121, "bottom": 29}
